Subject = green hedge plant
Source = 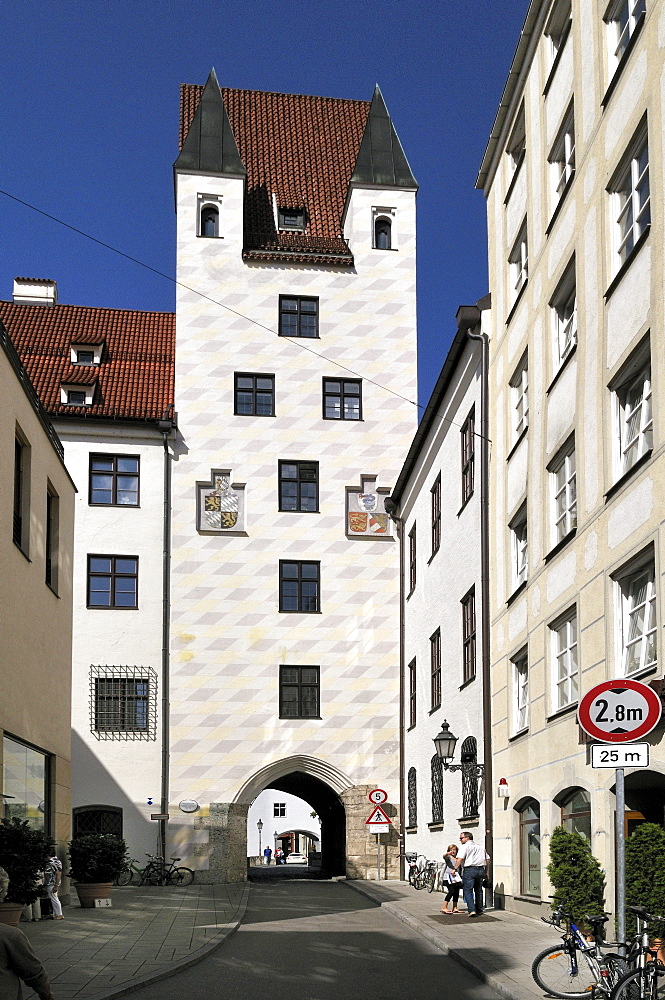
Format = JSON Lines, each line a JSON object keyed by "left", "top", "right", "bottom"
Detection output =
{"left": 68, "top": 833, "right": 128, "bottom": 883}
{"left": 548, "top": 825, "right": 605, "bottom": 926}
{"left": 625, "top": 822, "right": 665, "bottom": 937}
{"left": 0, "top": 818, "right": 55, "bottom": 905}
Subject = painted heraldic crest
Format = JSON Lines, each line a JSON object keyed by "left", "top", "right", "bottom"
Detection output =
{"left": 204, "top": 476, "right": 238, "bottom": 529}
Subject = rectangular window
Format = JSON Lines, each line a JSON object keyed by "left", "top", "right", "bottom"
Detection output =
{"left": 45, "top": 487, "right": 59, "bottom": 592}
{"left": 273, "top": 802, "right": 287, "bottom": 817}
{"left": 616, "top": 360, "right": 652, "bottom": 475}
{"left": 617, "top": 556, "right": 657, "bottom": 676}
{"left": 551, "top": 260, "right": 577, "bottom": 369}
{"left": 545, "top": 0, "right": 572, "bottom": 64}
{"left": 66, "top": 389, "right": 87, "bottom": 405}
{"left": 461, "top": 408, "right": 475, "bottom": 505}
{"left": 279, "top": 296, "right": 319, "bottom": 338}
{"left": 513, "top": 649, "right": 529, "bottom": 732}
{"left": 510, "top": 353, "right": 529, "bottom": 442}
{"left": 606, "top": 0, "right": 646, "bottom": 68}
{"left": 279, "top": 561, "right": 320, "bottom": 613}
{"left": 322, "top": 378, "right": 362, "bottom": 420}
{"left": 610, "top": 128, "right": 650, "bottom": 269}
{"left": 408, "top": 658, "right": 416, "bottom": 728}
{"left": 278, "top": 461, "right": 318, "bottom": 512}
{"left": 509, "top": 220, "right": 528, "bottom": 299}
{"left": 87, "top": 555, "right": 138, "bottom": 609}
{"left": 90, "top": 665, "right": 157, "bottom": 740}
{"left": 2, "top": 735, "right": 49, "bottom": 831}
{"left": 431, "top": 474, "right": 441, "bottom": 556}
{"left": 13, "top": 436, "right": 25, "bottom": 548}
{"left": 408, "top": 524, "right": 417, "bottom": 595}
{"left": 430, "top": 629, "right": 441, "bottom": 710}
{"left": 278, "top": 208, "right": 306, "bottom": 231}
{"left": 89, "top": 455, "right": 140, "bottom": 506}
{"left": 234, "top": 373, "right": 275, "bottom": 416}
{"left": 506, "top": 103, "right": 526, "bottom": 174}
{"left": 511, "top": 504, "right": 528, "bottom": 591}
{"left": 550, "top": 440, "right": 577, "bottom": 544}
{"left": 552, "top": 610, "right": 578, "bottom": 710}
{"left": 549, "top": 105, "right": 575, "bottom": 204}
{"left": 279, "top": 666, "right": 320, "bottom": 718}
{"left": 76, "top": 350, "right": 95, "bottom": 366}
{"left": 462, "top": 587, "right": 476, "bottom": 684}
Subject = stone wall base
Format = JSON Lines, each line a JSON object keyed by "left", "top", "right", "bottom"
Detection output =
{"left": 341, "top": 785, "right": 400, "bottom": 880}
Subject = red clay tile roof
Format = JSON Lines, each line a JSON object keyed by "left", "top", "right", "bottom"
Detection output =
{"left": 0, "top": 301, "right": 174, "bottom": 422}
{"left": 179, "top": 84, "right": 370, "bottom": 263}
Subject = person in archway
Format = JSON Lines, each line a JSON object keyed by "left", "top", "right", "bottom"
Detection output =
{"left": 451, "top": 832, "right": 489, "bottom": 917}
{"left": 263, "top": 846, "right": 272, "bottom": 865}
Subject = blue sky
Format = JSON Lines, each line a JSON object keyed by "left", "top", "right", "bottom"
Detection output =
{"left": 0, "top": 0, "right": 529, "bottom": 406}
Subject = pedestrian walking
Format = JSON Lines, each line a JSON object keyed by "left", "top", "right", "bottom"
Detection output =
{"left": 274, "top": 848, "right": 284, "bottom": 865}
{"left": 452, "top": 831, "right": 489, "bottom": 917}
{"left": 440, "top": 844, "right": 462, "bottom": 914}
{"left": 42, "top": 856, "right": 63, "bottom": 921}
{"left": 0, "top": 922, "right": 56, "bottom": 999}
{"left": 263, "top": 847, "right": 272, "bottom": 865}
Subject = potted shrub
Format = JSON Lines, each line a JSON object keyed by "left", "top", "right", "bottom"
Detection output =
{"left": 625, "top": 822, "right": 665, "bottom": 957}
{"left": 547, "top": 825, "right": 605, "bottom": 933}
{"left": 0, "top": 818, "right": 55, "bottom": 926}
{"left": 68, "top": 833, "right": 128, "bottom": 908}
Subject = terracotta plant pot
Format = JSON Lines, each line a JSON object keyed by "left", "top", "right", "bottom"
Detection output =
{"left": 74, "top": 883, "right": 112, "bottom": 908}
{"left": 0, "top": 902, "right": 25, "bottom": 927}
{"left": 650, "top": 938, "right": 665, "bottom": 964}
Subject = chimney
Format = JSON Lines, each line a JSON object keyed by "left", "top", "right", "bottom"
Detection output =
{"left": 13, "top": 277, "right": 58, "bottom": 306}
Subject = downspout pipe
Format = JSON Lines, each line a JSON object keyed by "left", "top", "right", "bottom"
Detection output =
{"left": 384, "top": 497, "right": 405, "bottom": 880}
{"left": 458, "top": 303, "right": 493, "bottom": 901}
{"left": 157, "top": 407, "right": 177, "bottom": 861}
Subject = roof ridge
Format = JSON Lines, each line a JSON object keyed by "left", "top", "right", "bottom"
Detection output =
{"left": 0, "top": 299, "right": 175, "bottom": 318}
{"left": 182, "top": 81, "right": 371, "bottom": 106}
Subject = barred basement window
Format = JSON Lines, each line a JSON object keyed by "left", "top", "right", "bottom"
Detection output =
{"left": 90, "top": 665, "right": 157, "bottom": 740}
{"left": 461, "top": 736, "right": 479, "bottom": 818}
{"left": 431, "top": 755, "right": 443, "bottom": 824}
{"left": 407, "top": 767, "right": 417, "bottom": 828}
{"left": 73, "top": 806, "right": 123, "bottom": 838}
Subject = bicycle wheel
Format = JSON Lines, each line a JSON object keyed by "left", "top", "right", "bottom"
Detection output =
{"left": 408, "top": 867, "right": 417, "bottom": 887}
{"left": 531, "top": 944, "right": 599, "bottom": 998}
{"left": 604, "top": 955, "right": 630, "bottom": 991}
{"left": 141, "top": 866, "right": 163, "bottom": 886}
{"left": 115, "top": 867, "right": 133, "bottom": 887}
{"left": 428, "top": 869, "right": 438, "bottom": 892}
{"left": 611, "top": 965, "right": 665, "bottom": 1000}
{"left": 168, "top": 867, "right": 194, "bottom": 887}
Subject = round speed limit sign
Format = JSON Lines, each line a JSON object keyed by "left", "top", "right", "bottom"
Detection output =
{"left": 578, "top": 679, "right": 662, "bottom": 743}
{"left": 368, "top": 788, "right": 388, "bottom": 804}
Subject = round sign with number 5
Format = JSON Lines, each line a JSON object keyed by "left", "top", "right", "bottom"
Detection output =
{"left": 578, "top": 679, "right": 662, "bottom": 743}
{"left": 368, "top": 788, "right": 388, "bottom": 804}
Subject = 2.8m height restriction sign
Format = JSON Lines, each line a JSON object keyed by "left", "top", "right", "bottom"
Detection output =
{"left": 578, "top": 679, "right": 662, "bottom": 743}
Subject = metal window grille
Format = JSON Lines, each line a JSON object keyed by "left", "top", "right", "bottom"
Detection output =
{"left": 90, "top": 665, "right": 157, "bottom": 741}
{"left": 461, "top": 737, "right": 479, "bottom": 818}
{"left": 407, "top": 767, "right": 417, "bottom": 829}
{"left": 431, "top": 755, "right": 443, "bottom": 824}
{"left": 73, "top": 806, "right": 123, "bottom": 838}
{"left": 461, "top": 409, "right": 475, "bottom": 504}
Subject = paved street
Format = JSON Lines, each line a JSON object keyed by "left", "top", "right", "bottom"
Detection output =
{"left": 132, "top": 879, "right": 501, "bottom": 1000}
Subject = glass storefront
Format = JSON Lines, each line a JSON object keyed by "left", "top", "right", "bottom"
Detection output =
{"left": 520, "top": 799, "right": 541, "bottom": 897}
{"left": 2, "top": 735, "right": 49, "bottom": 831}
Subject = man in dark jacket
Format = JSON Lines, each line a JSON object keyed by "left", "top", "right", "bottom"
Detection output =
{"left": 0, "top": 923, "right": 55, "bottom": 1000}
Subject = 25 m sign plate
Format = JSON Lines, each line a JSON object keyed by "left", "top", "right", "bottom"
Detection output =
{"left": 578, "top": 680, "right": 662, "bottom": 743}
{"left": 591, "top": 743, "right": 650, "bottom": 768}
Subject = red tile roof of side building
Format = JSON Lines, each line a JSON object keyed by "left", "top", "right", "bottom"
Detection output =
{"left": 179, "top": 84, "right": 370, "bottom": 248}
{"left": 0, "top": 300, "right": 175, "bottom": 422}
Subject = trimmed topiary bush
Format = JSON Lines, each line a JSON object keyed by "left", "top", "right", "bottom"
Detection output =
{"left": 0, "top": 818, "right": 55, "bottom": 904}
{"left": 625, "top": 822, "right": 665, "bottom": 936}
{"left": 548, "top": 825, "right": 605, "bottom": 925}
{"left": 68, "top": 834, "right": 128, "bottom": 883}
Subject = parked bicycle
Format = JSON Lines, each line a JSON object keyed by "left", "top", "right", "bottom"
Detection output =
{"left": 609, "top": 905, "right": 665, "bottom": 1000}
{"left": 115, "top": 854, "right": 194, "bottom": 887}
{"left": 532, "top": 904, "right": 627, "bottom": 998}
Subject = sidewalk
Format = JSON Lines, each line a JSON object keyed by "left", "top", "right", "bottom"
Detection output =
{"left": 20, "top": 882, "right": 248, "bottom": 1000}
{"left": 345, "top": 880, "right": 556, "bottom": 1000}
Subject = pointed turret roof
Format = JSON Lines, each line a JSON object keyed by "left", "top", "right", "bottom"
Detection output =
{"left": 174, "top": 69, "right": 245, "bottom": 176}
{"left": 350, "top": 86, "right": 417, "bottom": 189}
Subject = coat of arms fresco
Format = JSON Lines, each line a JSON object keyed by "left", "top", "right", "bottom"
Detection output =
{"left": 346, "top": 476, "right": 392, "bottom": 538}
{"left": 197, "top": 469, "right": 246, "bottom": 533}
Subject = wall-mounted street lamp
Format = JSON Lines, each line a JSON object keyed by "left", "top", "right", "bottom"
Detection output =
{"left": 433, "top": 720, "right": 485, "bottom": 777}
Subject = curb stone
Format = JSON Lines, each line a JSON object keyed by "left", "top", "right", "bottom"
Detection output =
{"left": 344, "top": 880, "right": 536, "bottom": 1000}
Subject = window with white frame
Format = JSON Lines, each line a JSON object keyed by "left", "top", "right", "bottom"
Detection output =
{"left": 545, "top": 0, "right": 572, "bottom": 66}
{"left": 606, "top": 0, "right": 646, "bottom": 71}
{"left": 510, "top": 353, "right": 529, "bottom": 442}
{"left": 509, "top": 221, "right": 528, "bottom": 301}
{"left": 609, "top": 126, "right": 650, "bottom": 269}
{"left": 551, "top": 609, "right": 578, "bottom": 711}
{"left": 506, "top": 104, "right": 526, "bottom": 175}
{"left": 550, "top": 438, "right": 577, "bottom": 544}
{"left": 510, "top": 505, "right": 528, "bottom": 591}
{"left": 197, "top": 194, "right": 223, "bottom": 238}
{"left": 549, "top": 105, "right": 575, "bottom": 205}
{"left": 615, "top": 356, "right": 653, "bottom": 476}
{"left": 616, "top": 554, "right": 657, "bottom": 676}
{"left": 551, "top": 260, "right": 577, "bottom": 369}
{"left": 513, "top": 649, "right": 529, "bottom": 733}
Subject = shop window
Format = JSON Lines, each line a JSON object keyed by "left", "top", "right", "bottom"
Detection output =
{"left": 519, "top": 799, "right": 541, "bottom": 897}
{"left": 559, "top": 788, "right": 591, "bottom": 843}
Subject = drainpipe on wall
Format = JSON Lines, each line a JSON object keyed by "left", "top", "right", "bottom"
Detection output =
{"left": 157, "top": 407, "right": 177, "bottom": 861}
{"left": 458, "top": 301, "right": 493, "bottom": 900}
{"left": 384, "top": 498, "right": 404, "bottom": 880}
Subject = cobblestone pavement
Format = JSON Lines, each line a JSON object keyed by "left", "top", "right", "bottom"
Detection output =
{"left": 20, "top": 882, "right": 248, "bottom": 1000}
{"left": 129, "top": 878, "right": 502, "bottom": 1000}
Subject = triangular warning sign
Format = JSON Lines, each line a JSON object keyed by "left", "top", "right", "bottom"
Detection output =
{"left": 366, "top": 805, "right": 392, "bottom": 825}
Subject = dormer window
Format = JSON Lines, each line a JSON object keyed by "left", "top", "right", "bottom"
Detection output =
{"left": 71, "top": 343, "right": 103, "bottom": 366}
{"left": 374, "top": 218, "right": 392, "bottom": 250}
{"left": 76, "top": 350, "right": 95, "bottom": 366}
{"left": 278, "top": 208, "right": 306, "bottom": 232}
{"left": 61, "top": 383, "right": 95, "bottom": 406}
{"left": 67, "top": 390, "right": 87, "bottom": 406}
{"left": 197, "top": 194, "right": 222, "bottom": 238}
